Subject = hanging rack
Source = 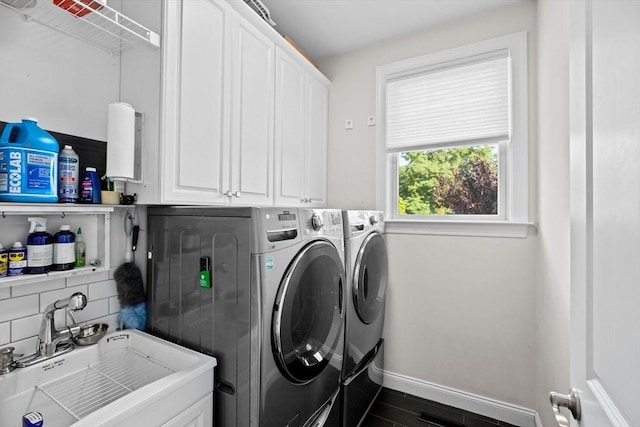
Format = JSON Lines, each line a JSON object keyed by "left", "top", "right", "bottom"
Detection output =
{"left": 0, "top": 0, "right": 160, "bottom": 55}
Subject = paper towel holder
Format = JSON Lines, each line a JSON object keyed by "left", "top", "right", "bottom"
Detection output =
{"left": 132, "top": 111, "right": 143, "bottom": 182}
{"left": 106, "top": 107, "right": 143, "bottom": 184}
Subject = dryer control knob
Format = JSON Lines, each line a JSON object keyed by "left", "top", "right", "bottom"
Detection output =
{"left": 311, "top": 212, "right": 324, "bottom": 231}
{"left": 369, "top": 214, "right": 379, "bottom": 225}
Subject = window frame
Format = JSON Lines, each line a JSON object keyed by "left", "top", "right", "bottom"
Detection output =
{"left": 375, "top": 31, "right": 532, "bottom": 238}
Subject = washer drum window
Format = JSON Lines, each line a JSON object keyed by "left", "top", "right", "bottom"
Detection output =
{"left": 272, "top": 240, "right": 345, "bottom": 384}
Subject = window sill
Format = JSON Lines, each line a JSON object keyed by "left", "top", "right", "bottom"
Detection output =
{"left": 385, "top": 219, "right": 537, "bottom": 238}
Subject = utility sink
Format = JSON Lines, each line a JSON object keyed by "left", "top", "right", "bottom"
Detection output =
{"left": 0, "top": 330, "right": 216, "bottom": 427}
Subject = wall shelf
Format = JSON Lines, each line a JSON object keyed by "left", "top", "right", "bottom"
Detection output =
{"left": 0, "top": 203, "right": 114, "bottom": 215}
{"left": 0, "top": 203, "right": 113, "bottom": 289}
{"left": 0, "top": 0, "right": 160, "bottom": 55}
{"left": 0, "top": 265, "right": 107, "bottom": 288}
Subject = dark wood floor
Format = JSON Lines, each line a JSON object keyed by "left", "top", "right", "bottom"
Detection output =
{"left": 361, "top": 388, "right": 518, "bottom": 427}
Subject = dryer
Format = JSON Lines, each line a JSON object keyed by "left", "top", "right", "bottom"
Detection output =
{"left": 341, "top": 210, "right": 388, "bottom": 427}
{"left": 146, "top": 206, "right": 345, "bottom": 427}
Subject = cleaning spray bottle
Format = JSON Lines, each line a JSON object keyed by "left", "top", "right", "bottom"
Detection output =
{"left": 52, "top": 224, "right": 75, "bottom": 271}
{"left": 26, "top": 217, "right": 53, "bottom": 274}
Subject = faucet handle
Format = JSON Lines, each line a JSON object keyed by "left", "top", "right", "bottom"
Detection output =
{"left": 0, "top": 346, "right": 23, "bottom": 374}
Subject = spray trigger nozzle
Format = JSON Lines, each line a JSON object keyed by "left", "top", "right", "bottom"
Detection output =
{"left": 27, "top": 217, "right": 48, "bottom": 233}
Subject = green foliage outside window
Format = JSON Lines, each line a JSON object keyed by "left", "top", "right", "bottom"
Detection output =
{"left": 398, "top": 146, "right": 498, "bottom": 215}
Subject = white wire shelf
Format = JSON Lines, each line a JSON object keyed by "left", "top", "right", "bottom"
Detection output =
{"left": 0, "top": 0, "right": 160, "bottom": 55}
{"left": 38, "top": 347, "right": 175, "bottom": 421}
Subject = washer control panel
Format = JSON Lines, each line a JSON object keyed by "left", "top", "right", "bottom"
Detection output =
{"left": 300, "top": 209, "right": 343, "bottom": 238}
{"left": 343, "top": 210, "right": 385, "bottom": 238}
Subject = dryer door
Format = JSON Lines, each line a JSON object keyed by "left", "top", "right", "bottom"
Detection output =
{"left": 272, "top": 240, "right": 345, "bottom": 384}
{"left": 353, "top": 232, "right": 388, "bottom": 324}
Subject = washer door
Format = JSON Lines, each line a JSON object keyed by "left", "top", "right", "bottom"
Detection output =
{"left": 272, "top": 240, "right": 345, "bottom": 384}
{"left": 353, "top": 232, "right": 388, "bottom": 324}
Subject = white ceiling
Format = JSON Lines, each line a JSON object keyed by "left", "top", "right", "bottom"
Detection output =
{"left": 258, "top": 0, "right": 531, "bottom": 62}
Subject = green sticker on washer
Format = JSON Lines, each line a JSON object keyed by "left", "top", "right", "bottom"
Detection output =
{"left": 199, "top": 270, "right": 211, "bottom": 288}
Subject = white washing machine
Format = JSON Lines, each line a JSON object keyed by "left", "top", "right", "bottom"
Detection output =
{"left": 255, "top": 208, "right": 345, "bottom": 426}
{"left": 146, "top": 207, "right": 345, "bottom": 427}
{"left": 341, "top": 210, "right": 388, "bottom": 427}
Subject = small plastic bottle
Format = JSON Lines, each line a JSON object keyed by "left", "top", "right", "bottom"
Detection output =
{"left": 75, "top": 227, "right": 86, "bottom": 267}
{"left": 52, "top": 225, "right": 76, "bottom": 271}
{"left": 26, "top": 217, "right": 53, "bottom": 274}
{"left": 22, "top": 411, "right": 44, "bottom": 427}
{"left": 80, "top": 167, "right": 102, "bottom": 204}
{"left": 8, "top": 242, "right": 27, "bottom": 276}
{"left": 0, "top": 243, "right": 7, "bottom": 278}
{"left": 58, "top": 145, "right": 80, "bottom": 203}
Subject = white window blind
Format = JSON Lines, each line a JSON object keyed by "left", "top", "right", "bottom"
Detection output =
{"left": 386, "top": 53, "right": 510, "bottom": 152}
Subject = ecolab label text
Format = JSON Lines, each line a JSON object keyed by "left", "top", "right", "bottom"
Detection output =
{"left": 9, "top": 152, "right": 21, "bottom": 193}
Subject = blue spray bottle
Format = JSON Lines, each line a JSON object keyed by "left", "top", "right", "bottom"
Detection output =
{"left": 26, "top": 217, "right": 53, "bottom": 274}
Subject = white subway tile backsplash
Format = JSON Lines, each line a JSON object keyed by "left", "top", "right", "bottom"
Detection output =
{"left": 11, "top": 278, "right": 66, "bottom": 297}
{"left": 109, "top": 296, "right": 121, "bottom": 314}
{"left": 73, "top": 298, "right": 110, "bottom": 324}
{"left": 88, "top": 279, "right": 118, "bottom": 301}
{"left": 67, "top": 271, "right": 109, "bottom": 287}
{"left": 11, "top": 314, "right": 41, "bottom": 342}
{"left": 1, "top": 263, "right": 121, "bottom": 349}
{"left": 93, "top": 313, "right": 119, "bottom": 334}
{"left": 0, "top": 322, "right": 10, "bottom": 346}
{"left": 0, "top": 294, "right": 39, "bottom": 323}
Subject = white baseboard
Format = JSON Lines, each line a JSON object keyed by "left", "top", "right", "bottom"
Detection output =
{"left": 382, "top": 370, "right": 541, "bottom": 427}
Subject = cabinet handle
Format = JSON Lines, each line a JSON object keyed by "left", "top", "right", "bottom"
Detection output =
{"left": 225, "top": 190, "right": 233, "bottom": 197}
{"left": 233, "top": 191, "right": 241, "bottom": 198}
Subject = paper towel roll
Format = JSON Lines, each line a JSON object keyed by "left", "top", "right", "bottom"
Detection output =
{"left": 106, "top": 102, "right": 135, "bottom": 180}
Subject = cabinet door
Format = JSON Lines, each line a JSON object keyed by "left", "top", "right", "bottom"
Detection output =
{"left": 160, "top": 394, "right": 213, "bottom": 427}
{"left": 274, "top": 47, "right": 307, "bottom": 206}
{"left": 305, "top": 75, "right": 329, "bottom": 206}
{"left": 161, "top": 0, "right": 231, "bottom": 204}
{"left": 229, "top": 14, "right": 274, "bottom": 206}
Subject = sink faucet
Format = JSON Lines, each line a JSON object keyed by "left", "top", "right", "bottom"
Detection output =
{"left": 38, "top": 292, "right": 87, "bottom": 357}
{"left": 15, "top": 292, "right": 87, "bottom": 368}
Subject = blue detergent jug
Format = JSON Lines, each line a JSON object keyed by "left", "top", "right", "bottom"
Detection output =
{"left": 0, "top": 118, "right": 59, "bottom": 203}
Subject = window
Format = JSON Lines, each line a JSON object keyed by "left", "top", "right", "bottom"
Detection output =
{"left": 375, "top": 32, "right": 530, "bottom": 237}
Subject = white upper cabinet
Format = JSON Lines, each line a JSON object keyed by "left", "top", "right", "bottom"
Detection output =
{"left": 274, "top": 48, "right": 307, "bottom": 206}
{"left": 229, "top": 13, "right": 275, "bottom": 206}
{"left": 274, "top": 47, "right": 329, "bottom": 207}
{"left": 304, "top": 72, "right": 329, "bottom": 206}
{"left": 122, "top": 0, "right": 329, "bottom": 207}
{"left": 160, "top": 0, "right": 232, "bottom": 205}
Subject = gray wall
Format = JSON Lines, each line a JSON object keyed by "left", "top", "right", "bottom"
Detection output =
{"left": 0, "top": 5, "right": 120, "bottom": 140}
{"left": 318, "top": 1, "right": 539, "bottom": 410}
